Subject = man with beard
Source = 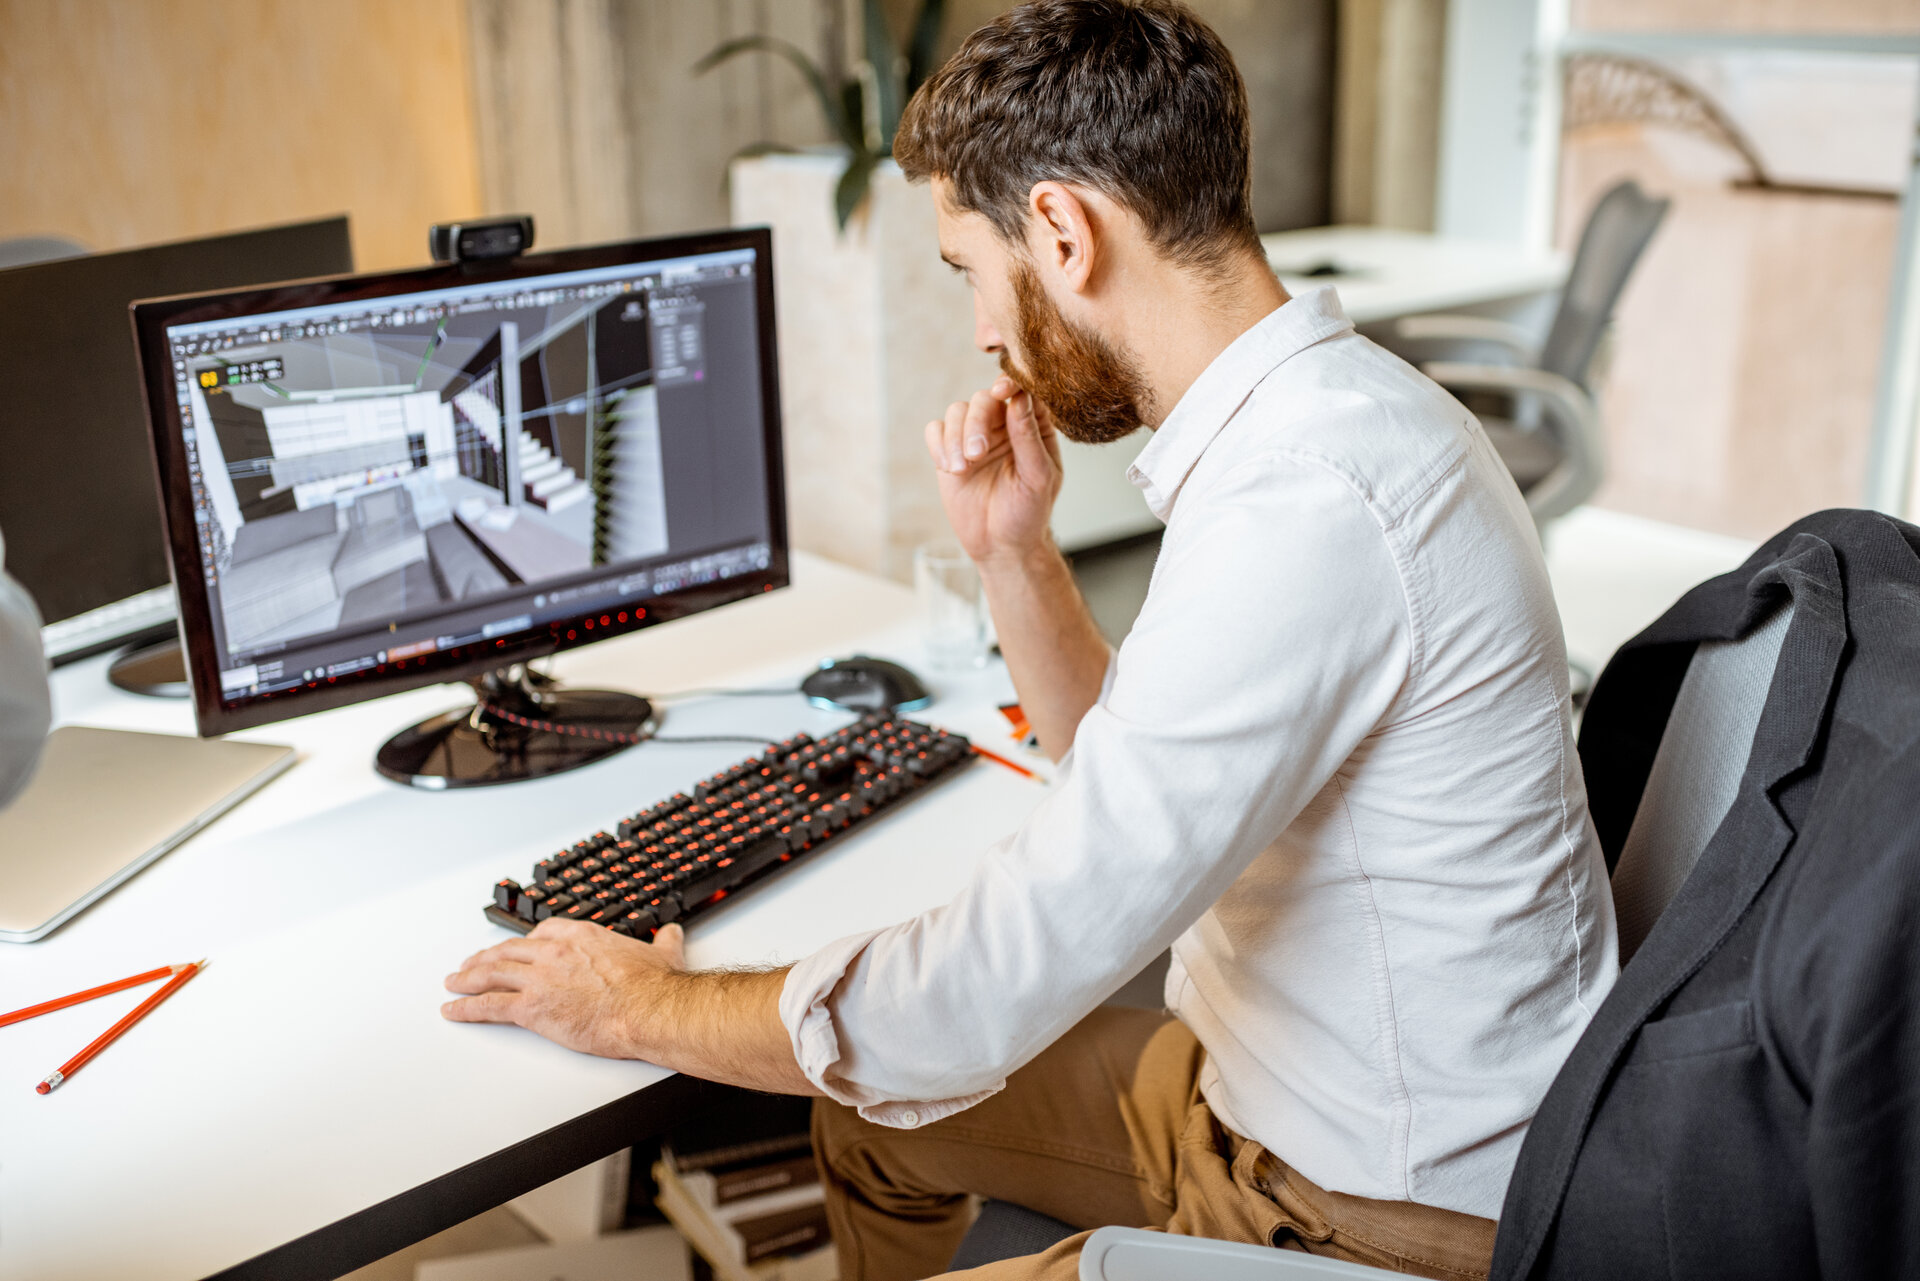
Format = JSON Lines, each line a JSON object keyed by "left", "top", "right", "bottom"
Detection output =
{"left": 442, "top": 3, "right": 1616, "bottom": 1277}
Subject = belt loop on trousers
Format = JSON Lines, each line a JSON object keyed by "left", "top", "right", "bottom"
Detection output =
{"left": 1253, "top": 1149, "right": 1333, "bottom": 1243}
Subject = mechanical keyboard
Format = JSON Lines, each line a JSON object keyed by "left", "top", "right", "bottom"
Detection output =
{"left": 486, "top": 714, "right": 974, "bottom": 939}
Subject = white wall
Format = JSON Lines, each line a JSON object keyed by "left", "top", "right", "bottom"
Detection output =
{"left": 1435, "top": 0, "right": 1561, "bottom": 246}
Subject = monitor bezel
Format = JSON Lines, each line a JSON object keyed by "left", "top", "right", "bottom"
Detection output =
{"left": 130, "top": 225, "right": 789, "bottom": 738}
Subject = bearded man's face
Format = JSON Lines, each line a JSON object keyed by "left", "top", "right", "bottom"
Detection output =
{"left": 1000, "top": 256, "right": 1151, "bottom": 445}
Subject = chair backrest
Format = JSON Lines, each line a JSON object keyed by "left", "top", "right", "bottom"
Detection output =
{"left": 1608, "top": 601, "right": 1793, "bottom": 965}
{"left": 1079, "top": 1225, "right": 1400, "bottom": 1280}
{"left": 1537, "top": 181, "right": 1671, "bottom": 391}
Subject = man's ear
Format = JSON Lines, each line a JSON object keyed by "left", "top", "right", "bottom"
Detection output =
{"left": 1026, "top": 181, "right": 1099, "bottom": 295}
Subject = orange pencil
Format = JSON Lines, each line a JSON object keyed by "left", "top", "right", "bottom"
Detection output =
{"left": 972, "top": 744, "right": 1041, "bottom": 781}
{"left": 35, "top": 959, "right": 205, "bottom": 1094}
{"left": 0, "top": 963, "right": 189, "bottom": 1029}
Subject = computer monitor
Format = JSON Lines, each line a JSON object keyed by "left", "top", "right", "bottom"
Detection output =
{"left": 0, "top": 218, "right": 354, "bottom": 672}
{"left": 131, "top": 227, "right": 788, "bottom": 787}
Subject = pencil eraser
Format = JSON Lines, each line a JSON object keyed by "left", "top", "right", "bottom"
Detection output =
{"left": 34, "top": 1082, "right": 50, "bottom": 1095}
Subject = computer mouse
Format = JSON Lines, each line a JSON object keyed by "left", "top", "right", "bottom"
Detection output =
{"left": 800, "top": 655, "right": 932, "bottom": 713}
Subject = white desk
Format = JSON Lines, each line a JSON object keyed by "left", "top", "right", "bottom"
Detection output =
{"left": 0, "top": 552, "right": 1049, "bottom": 1281}
{"left": 1050, "top": 226, "right": 1570, "bottom": 551}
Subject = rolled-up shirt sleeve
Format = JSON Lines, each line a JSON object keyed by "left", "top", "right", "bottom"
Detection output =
{"left": 0, "top": 526, "right": 51, "bottom": 809}
{"left": 778, "top": 452, "right": 1412, "bottom": 1123}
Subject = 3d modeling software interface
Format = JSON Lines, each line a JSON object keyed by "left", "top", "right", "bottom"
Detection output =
{"left": 161, "top": 248, "right": 774, "bottom": 702}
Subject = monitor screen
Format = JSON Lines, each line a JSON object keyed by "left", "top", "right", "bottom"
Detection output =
{"left": 0, "top": 217, "right": 352, "bottom": 637}
{"left": 132, "top": 228, "right": 787, "bottom": 736}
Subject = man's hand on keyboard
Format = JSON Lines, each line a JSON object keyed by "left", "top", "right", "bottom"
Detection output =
{"left": 441, "top": 918, "right": 819, "bottom": 1095}
{"left": 441, "top": 919, "right": 686, "bottom": 1060}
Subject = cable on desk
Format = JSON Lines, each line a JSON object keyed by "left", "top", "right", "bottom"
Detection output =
{"left": 650, "top": 686, "right": 802, "bottom": 703}
{"left": 479, "top": 701, "right": 781, "bottom": 749}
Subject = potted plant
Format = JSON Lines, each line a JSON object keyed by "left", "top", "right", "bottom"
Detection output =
{"left": 696, "top": 0, "right": 947, "bottom": 229}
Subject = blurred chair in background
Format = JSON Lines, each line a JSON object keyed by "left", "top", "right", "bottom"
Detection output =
{"left": 1396, "top": 180, "right": 1670, "bottom": 531}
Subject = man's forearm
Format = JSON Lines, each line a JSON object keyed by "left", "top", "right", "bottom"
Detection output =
{"left": 631, "top": 965, "right": 820, "bottom": 1097}
{"left": 443, "top": 921, "right": 821, "bottom": 1097}
{"left": 980, "top": 540, "right": 1110, "bottom": 761}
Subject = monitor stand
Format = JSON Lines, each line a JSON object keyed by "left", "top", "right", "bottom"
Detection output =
{"left": 107, "top": 637, "right": 191, "bottom": 699}
{"left": 374, "top": 665, "right": 658, "bottom": 790}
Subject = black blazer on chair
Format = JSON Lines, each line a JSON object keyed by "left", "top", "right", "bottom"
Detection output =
{"left": 1492, "top": 509, "right": 1920, "bottom": 1280}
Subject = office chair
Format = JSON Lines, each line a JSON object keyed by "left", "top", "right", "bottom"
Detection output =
{"left": 1395, "top": 180, "right": 1670, "bottom": 530}
{"left": 952, "top": 576, "right": 1793, "bottom": 1278}
{"left": 0, "top": 236, "right": 86, "bottom": 270}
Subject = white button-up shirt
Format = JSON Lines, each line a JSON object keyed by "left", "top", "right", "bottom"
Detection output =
{"left": 780, "top": 290, "right": 1617, "bottom": 1219}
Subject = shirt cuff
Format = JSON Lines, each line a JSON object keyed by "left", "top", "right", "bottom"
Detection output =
{"left": 779, "top": 930, "right": 1002, "bottom": 1128}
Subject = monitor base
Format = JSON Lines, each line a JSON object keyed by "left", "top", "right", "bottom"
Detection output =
{"left": 375, "top": 668, "right": 658, "bottom": 790}
{"left": 107, "top": 637, "right": 190, "bottom": 699}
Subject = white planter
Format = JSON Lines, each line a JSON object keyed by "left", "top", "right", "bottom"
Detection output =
{"left": 731, "top": 152, "right": 1153, "bottom": 581}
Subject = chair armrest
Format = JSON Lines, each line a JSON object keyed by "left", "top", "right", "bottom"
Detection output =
{"left": 1391, "top": 314, "right": 1538, "bottom": 365}
{"left": 1419, "top": 361, "right": 1604, "bottom": 524}
{"left": 1078, "top": 1227, "right": 1404, "bottom": 1281}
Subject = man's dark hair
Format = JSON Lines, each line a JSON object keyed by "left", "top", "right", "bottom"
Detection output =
{"left": 894, "top": 0, "right": 1262, "bottom": 273}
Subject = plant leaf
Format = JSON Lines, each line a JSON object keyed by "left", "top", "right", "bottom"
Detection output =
{"left": 841, "top": 79, "right": 868, "bottom": 153}
{"left": 694, "top": 35, "right": 854, "bottom": 147}
{"left": 835, "top": 150, "right": 879, "bottom": 231}
{"left": 906, "top": 0, "right": 946, "bottom": 97}
{"left": 862, "top": 0, "right": 903, "bottom": 149}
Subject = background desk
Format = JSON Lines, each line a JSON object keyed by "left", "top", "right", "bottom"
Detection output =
{"left": 0, "top": 552, "right": 1048, "bottom": 1281}
{"left": 1050, "top": 225, "right": 1570, "bottom": 551}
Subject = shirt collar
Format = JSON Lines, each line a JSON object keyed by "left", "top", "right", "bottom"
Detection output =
{"left": 1126, "top": 287, "right": 1355, "bottom": 521}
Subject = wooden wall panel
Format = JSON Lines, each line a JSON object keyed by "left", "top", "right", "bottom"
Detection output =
{"left": 0, "top": 0, "right": 483, "bottom": 271}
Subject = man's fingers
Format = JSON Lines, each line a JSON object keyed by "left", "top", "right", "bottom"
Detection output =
{"left": 928, "top": 379, "right": 1028, "bottom": 478}
{"left": 1005, "top": 390, "right": 1058, "bottom": 484}
{"left": 937, "top": 400, "right": 969, "bottom": 473}
{"left": 458, "top": 937, "right": 544, "bottom": 971}
{"left": 528, "top": 917, "right": 596, "bottom": 941}
{"left": 444, "top": 960, "right": 532, "bottom": 995}
{"left": 925, "top": 418, "right": 947, "bottom": 471}
{"left": 960, "top": 389, "right": 1007, "bottom": 464}
{"left": 440, "top": 991, "right": 523, "bottom": 1024}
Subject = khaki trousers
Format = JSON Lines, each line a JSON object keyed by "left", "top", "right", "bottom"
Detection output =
{"left": 812, "top": 1007, "right": 1496, "bottom": 1281}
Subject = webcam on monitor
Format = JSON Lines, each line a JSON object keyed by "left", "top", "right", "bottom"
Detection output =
{"left": 428, "top": 215, "right": 536, "bottom": 265}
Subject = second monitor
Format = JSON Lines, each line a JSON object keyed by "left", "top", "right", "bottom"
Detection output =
{"left": 132, "top": 227, "right": 788, "bottom": 787}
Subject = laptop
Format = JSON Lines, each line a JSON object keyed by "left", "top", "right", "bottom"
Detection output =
{"left": 0, "top": 726, "right": 295, "bottom": 942}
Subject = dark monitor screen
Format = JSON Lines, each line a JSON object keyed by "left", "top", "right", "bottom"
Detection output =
{"left": 0, "top": 217, "right": 353, "bottom": 629}
{"left": 132, "top": 227, "right": 788, "bottom": 737}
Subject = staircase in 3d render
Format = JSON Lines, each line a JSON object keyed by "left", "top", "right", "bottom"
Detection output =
{"left": 517, "top": 429, "right": 592, "bottom": 514}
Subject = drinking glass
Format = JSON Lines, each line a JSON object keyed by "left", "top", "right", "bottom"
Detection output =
{"left": 914, "top": 540, "right": 989, "bottom": 670}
